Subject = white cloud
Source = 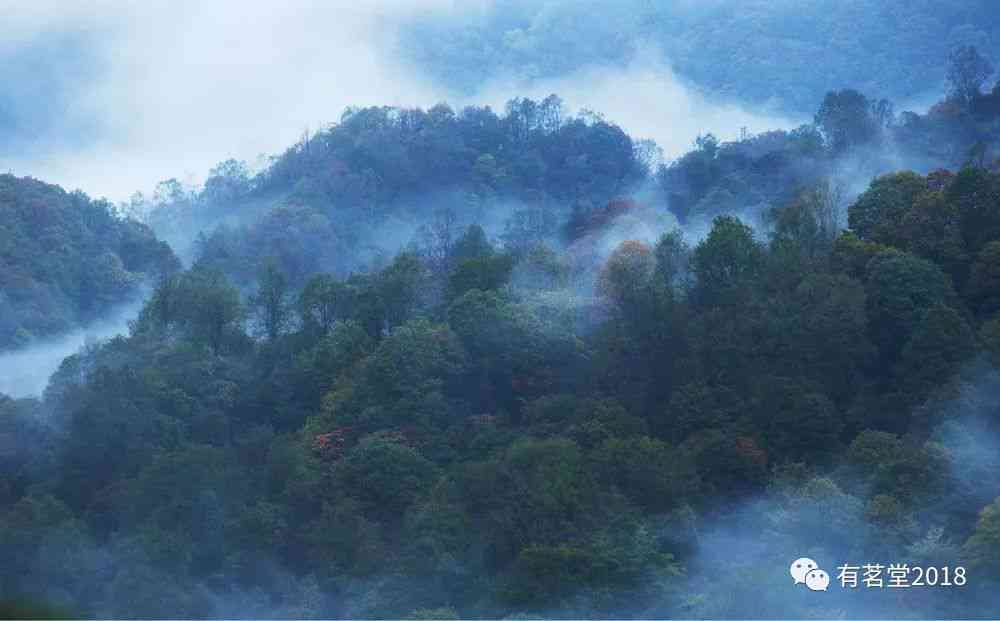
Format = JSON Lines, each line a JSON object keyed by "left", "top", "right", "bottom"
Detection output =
{"left": 1, "top": 0, "right": 450, "bottom": 201}
{"left": 468, "top": 46, "right": 798, "bottom": 158}
{"left": 1, "top": 2, "right": 795, "bottom": 203}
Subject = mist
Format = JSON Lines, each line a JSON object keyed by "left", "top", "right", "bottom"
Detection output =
{"left": 0, "top": 1, "right": 803, "bottom": 207}
{"left": 669, "top": 362, "right": 1000, "bottom": 618}
{"left": 470, "top": 46, "right": 798, "bottom": 157}
{"left": 3, "top": 2, "right": 1000, "bottom": 618}
{"left": 0, "top": 297, "right": 145, "bottom": 399}
{"left": 0, "top": 1, "right": 448, "bottom": 202}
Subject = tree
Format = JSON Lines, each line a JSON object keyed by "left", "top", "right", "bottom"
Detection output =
{"left": 814, "top": 89, "right": 879, "bottom": 153}
{"left": 202, "top": 159, "right": 251, "bottom": 204}
{"left": 963, "top": 497, "right": 1000, "bottom": 579}
{"left": 680, "top": 428, "right": 767, "bottom": 497}
{"left": 452, "top": 437, "right": 606, "bottom": 566}
{"left": 846, "top": 432, "right": 948, "bottom": 506}
{"left": 447, "top": 253, "right": 515, "bottom": 302}
{"left": 691, "top": 216, "right": 763, "bottom": 307}
{"left": 895, "top": 304, "right": 975, "bottom": 404}
{"left": 847, "top": 430, "right": 903, "bottom": 472}
{"left": 864, "top": 250, "right": 956, "bottom": 364}
{"left": 250, "top": 259, "right": 291, "bottom": 341}
{"left": 694, "top": 133, "right": 719, "bottom": 157}
{"left": 770, "top": 180, "right": 845, "bottom": 264}
{"left": 375, "top": 252, "right": 431, "bottom": 333}
{"left": 502, "top": 207, "right": 558, "bottom": 256}
{"left": 779, "top": 476, "right": 868, "bottom": 555}
{"left": 590, "top": 436, "right": 697, "bottom": 512}
{"left": 947, "top": 45, "right": 994, "bottom": 108}
{"left": 503, "top": 525, "right": 680, "bottom": 615}
{"left": 137, "top": 267, "right": 244, "bottom": 353}
{"left": 653, "top": 230, "right": 692, "bottom": 295}
{"left": 318, "top": 319, "right": 466, "bottom": 433}
{"left": 966, "top": 241, "right": 1000, "bottom": 318}
{"left": 870, "top": 98, "right": 895, "bottom": 129}
{"left": 297, "top": 319, "right": 373, "bottom": 402}
{"left": 0, "top": 493, "right": 83, "bottom": 590}
{"left": 980, "top": 315, "right": 1000, "bottom": 367}
{"left": 830, "top": 231, "right": 891, "bottom": 280}
{"left": 450, "top": 224, "right": 493, "bottom": 262}
{"left": 298, "top": 274, "right": 356, "bottom": 336}
{"left": 848, "top": 171, "right": 926, "bottom": 247}
{"left": 152, "top": 178, "right": 190, "bottom": 207}
{"left": 177, "top": 268, "right": 245, "bottom": 354}
{"left": 661, "top": 382, "right": 744, "bottom": 444}
{"left": 597, "top": 240, "right": 655, "bottom": 313}
{"left": 417, "top": 209, "right": 458, "bottom": 276}
{"left": 336, "top": 434, "right": 439, "bottom": 522}
{"left": 510, "top": 243, "right": 568, "bottom": 292}
{"left": 447, "top": 289, "right": 559, "bottom": 415}
{"left": 949, "top": 167, "right": 1000, "bottom": 255}
{"left": 898, "top": 188, "right": 969, "bottom": 287}
{"left": 757, "top": 273, "right": 872, "bottom": 403}
{"left": 566, "top": 399, "right": 648, "bottom": 450}
{"left": 752, "top": 378, "right": 842, "bottom": 462}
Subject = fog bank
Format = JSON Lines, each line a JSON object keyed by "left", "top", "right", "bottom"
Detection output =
{"left": 0, "top": 298, "right": 144, "bottom": 399}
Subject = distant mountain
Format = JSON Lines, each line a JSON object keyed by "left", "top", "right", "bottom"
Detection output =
{"left": 397, "top": 0, "right": 1000, "bottom": 116}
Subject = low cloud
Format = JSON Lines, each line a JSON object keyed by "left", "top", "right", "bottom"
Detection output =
{"left": 0, "top": 1, "right": 450, "bottom": 201}
{"left": 1, "top": 2, "right": 797, "bottom": 204}
{"left": 468, "top": 46, "right": 799, "bottom": 158}
{"left": 0, "top": 297, "right": 144, "bottom": 399}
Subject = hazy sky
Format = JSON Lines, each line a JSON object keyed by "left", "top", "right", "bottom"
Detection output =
{"left": 0, "top": 0, "right": 795, "bottom": 203}
{"left": 0, "top": 1, "right": 450, "bottom": 200}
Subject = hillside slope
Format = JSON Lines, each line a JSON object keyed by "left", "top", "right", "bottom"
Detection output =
{"left": 0, "top": 174, "right": 179, "bottom": 350}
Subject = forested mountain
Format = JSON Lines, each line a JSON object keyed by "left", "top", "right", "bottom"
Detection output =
{"left": 0, "top": 175, "right": 179, "bottom": 350}
{"left": 3, "top": 43, "right": 1000, "bottom": 619}
{"left": 398, "top": 0, "right": 1000, "bottom": 116}
{"left": 660, "top": 79, "right": 1000, "bottom": 228}
{"left": 150, "top": 52, "right": 1000, "bottom": 289}
{"left": 147, "top": 96, "right": 647, "bottom": 273}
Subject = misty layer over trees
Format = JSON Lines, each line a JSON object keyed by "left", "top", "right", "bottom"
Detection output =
{"left": 398, "top": 0, "right": 1000, "bottom": 116}
{"left": 3, "top": 20, "right": 1000, "bottom": 621}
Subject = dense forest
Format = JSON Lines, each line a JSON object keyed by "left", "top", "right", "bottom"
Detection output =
{"left": 0, "top": 176, "right": 178, "bottom": 350}
{"left": 3, "top": 39, "right": 1000, "bottom": 618}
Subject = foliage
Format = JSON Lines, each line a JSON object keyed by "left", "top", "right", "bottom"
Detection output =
{"left": 963, "top": 497, "right": 1000, "bottom": 579}
{"left": 814, "top": 89, "right": 886, "bottom": 153}
{"left": 948, "top": 45, "right": 995, "bottom": 107}
{"left": 7, "top": 79, "right": 1000, "bottom": 618}
{"left": 692, "top": 215, "right": 763, "bottom": 307}
{"left": 0, "top": 175, "right": 179, "bottom": 350}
